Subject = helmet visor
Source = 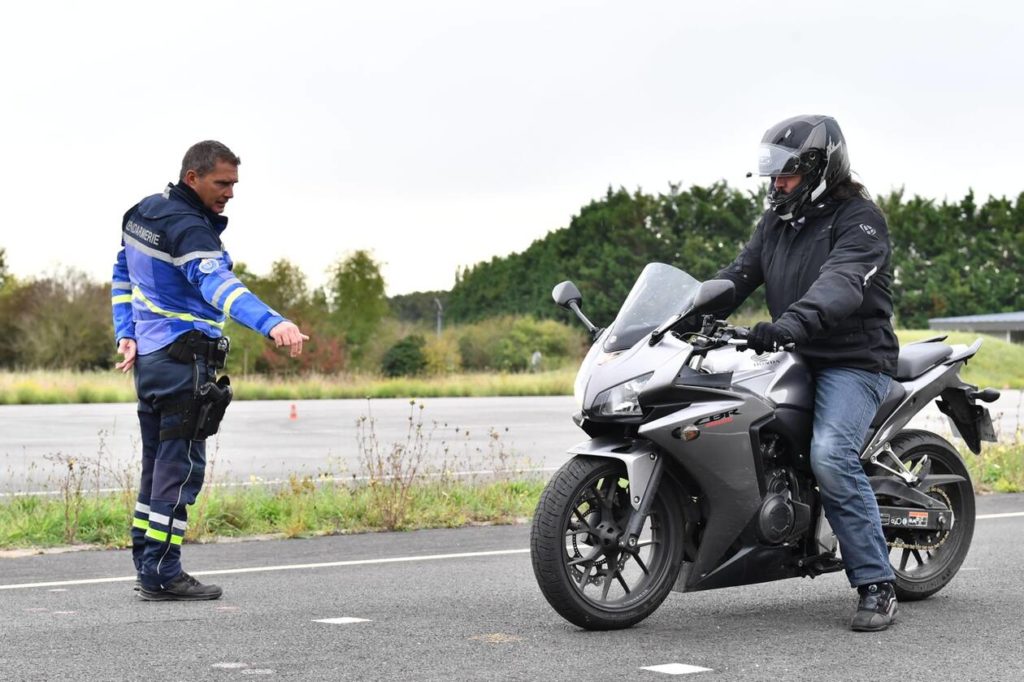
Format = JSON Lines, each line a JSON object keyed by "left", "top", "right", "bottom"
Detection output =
{"left": 758, "top": 143, "right": 803, "bottom": 177}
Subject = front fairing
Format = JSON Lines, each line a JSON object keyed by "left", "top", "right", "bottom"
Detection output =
{"left": 572, "top": 261, "right": 815, "bottom": 421}
{"left": 574, "top": 262, "right": 704, "bottom": 420}
{"left": 576, "top": 330, "right": 694, "bottom": 420}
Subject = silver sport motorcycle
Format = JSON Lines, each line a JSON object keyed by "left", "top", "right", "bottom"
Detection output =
{"left": 530, "top": 263, "right": 999, "bottom": 630}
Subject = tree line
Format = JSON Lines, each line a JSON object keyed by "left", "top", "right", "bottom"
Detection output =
{"left": 447, "top": 183, "right": 1024, "bottom": 329}
{"left": 0, "top": 182, "right": 1020, "bottom": 372}
{"left": 0, "top": 248, "right": 581, "bottom": 374}
{"left": 0, "top": 249, "right": 392, "bottom": 373}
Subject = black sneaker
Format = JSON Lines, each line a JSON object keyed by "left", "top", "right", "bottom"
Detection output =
{"left": 851, "top": 582, "right": 898, "bottom": 631}
{"left": 138, "top": 572, "right": 223, "bottom": 601}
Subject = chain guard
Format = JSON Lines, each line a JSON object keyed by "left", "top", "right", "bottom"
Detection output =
{"left": 885, "top": 486, "right": 954, "bottom": 551}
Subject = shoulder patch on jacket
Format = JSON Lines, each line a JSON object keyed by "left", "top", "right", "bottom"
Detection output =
{"left": 859, "top": 223, "right": 878, "bottom": 237}
{"left": 199, "top": 258, "right": 219, "bottom": 274}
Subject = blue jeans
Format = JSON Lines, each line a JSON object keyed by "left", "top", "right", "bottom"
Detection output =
{"left": 811, "top": 367, "right": 895, "bottom": 587}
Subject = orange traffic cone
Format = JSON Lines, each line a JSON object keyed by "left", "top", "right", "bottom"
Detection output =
{"left": 289, "top": 403, "right": 298, "bottom": 421}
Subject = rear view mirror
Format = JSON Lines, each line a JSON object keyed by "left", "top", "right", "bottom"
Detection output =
{"left": 552, "top": 281, "right": 582, "bottom": 309}
{"left": 690, "top": 279, "right": 734, "bottom": 315}
{"left": 552, "top": 280, "right": 599, "bottom": 336}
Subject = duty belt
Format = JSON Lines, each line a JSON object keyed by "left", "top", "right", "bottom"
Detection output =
{"left": 167, "top": 330, "right": 230, "bottom": 369}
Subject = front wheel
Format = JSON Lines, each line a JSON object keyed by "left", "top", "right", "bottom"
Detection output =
{"left": 879, "top": 430, "right": 976, "bottom": 601}
{"left": 530, "top": 456, "right": 685, "bottom": 630}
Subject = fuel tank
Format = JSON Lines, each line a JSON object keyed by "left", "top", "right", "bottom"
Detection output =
{"left": 701, "top": 347, "right": 814, "bottom": 411}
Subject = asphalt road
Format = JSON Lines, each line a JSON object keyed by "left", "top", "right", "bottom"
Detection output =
{"left": 2, "top": 494, "right": 1023, "bottom": 681}
{"left": 2, "top": 392, "right": 1022, "bottom": 495}
{"left": 0, "top": 396, "right": 580, "bottom": 495}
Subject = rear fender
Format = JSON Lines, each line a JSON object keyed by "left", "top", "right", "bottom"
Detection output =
{"left": 936, "top": 385, "right": 997, "bottom": 454}
{"left": 566, "top": 437, "right": 659, "bottom": 511}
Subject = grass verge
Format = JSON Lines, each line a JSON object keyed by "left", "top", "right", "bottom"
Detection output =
{"left": 3, "top": 442, "right": 1021, "bottom": 551}
{"left": 0, "top": 369, "right": 576, "bottom": 404}
{"left": 0, "top": 478, "right": 546, "bottom": 550}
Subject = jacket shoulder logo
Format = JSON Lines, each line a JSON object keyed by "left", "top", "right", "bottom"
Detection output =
{"left": 859, "top": 223, "right": 877, "bottom": 237}
{"left": 198, "top": 258, "right": 219, "bottom": 274}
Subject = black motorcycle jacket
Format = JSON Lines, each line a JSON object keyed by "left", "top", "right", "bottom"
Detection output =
{"left": 715, "top": 195, "right": 898, "bottom": 376}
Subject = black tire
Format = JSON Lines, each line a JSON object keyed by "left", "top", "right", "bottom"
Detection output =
{"left": 880, "top": 430, "right": 976, "bottom": 601}
{"left": 530, "top": 455, "right": 685, "bottom": 630}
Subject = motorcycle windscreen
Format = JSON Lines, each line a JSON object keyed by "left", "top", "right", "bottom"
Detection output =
{"left": 603, "top": 263, "right": 701, "bottom": 353}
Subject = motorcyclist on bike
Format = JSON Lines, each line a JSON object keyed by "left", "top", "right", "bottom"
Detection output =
{"left": 713, "top": 115, "right": 900, "bottom": 631}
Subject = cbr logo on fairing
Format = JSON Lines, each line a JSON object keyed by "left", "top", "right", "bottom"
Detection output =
{"left": 695, "top": 409, "right": 739, "bottom": 428}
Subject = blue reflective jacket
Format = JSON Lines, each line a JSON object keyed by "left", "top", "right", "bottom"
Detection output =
{"left": 111, "top": 183, "right": 286, "bottom": 355}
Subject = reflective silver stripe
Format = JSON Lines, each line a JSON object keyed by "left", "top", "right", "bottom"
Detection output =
{"left": 148, "top": 511, "right": 171, "bottom": 526}
{"left": 172, "top": 519, "right": 188, "bottom": 531}
{"left": 123, "top": 234, "right": 223, "bottom": 267}
{"left": 212, "top": 278, "right": 243, "bottom": 308}
{"left": 175, "top": 250, "right": 224, "bottom": 266}
{"left": 112, "top": 281, "right": 132, "bottom": 291}
{"left": 864, "top": 265, "right": 878, "bottom": 287}
{"left": 135, "top": 502, "right": 151, "bottom": 514}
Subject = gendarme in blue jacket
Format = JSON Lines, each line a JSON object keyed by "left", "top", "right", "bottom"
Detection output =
{"left": 112, "top": 182, "right": 285, "bottom": 354}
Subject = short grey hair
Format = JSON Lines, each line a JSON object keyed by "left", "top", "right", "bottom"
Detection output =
{"left": 179, "top": 140, "right": 241, "bottom": 182}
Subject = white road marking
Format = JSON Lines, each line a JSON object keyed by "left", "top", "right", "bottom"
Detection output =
{"left": 211, "top": 663, "right": 248, "bottom": 669}
{"left": 47, "top": 588, "right": 67, "bottom": 592}
{"left": 641, "top": 663, "right": 713, "bottom": 675}
{"left": 314, "top": 617, "right": 371, "bottom": 624}
{"left": 0, "top": 548, "right": 531, "bottom": 591}
{"left": 1, "top": 510, "right": 1020, "bottom": 592}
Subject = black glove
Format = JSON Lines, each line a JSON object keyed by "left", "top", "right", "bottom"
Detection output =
{"left": 746, "top": 322, "right": 794, "bottom": 354}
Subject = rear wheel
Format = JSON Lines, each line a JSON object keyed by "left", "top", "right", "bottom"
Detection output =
{"left": 530, "top": 456, "right": 685, "bottom": 630}
{"left": 879, "top": 430, "right": 975, "bottom": 601}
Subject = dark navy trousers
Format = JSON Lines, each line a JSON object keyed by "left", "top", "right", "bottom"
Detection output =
{"left": 131, "top": 348, "right": 210, "bottom": 589}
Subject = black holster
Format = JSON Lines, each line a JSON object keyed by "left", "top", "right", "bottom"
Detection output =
{"left": 159, "top": 375, "right": 233, "bottom": 442}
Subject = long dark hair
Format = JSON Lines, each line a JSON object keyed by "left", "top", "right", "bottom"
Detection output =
{"left": 828, "top": 176, "right": 871, "bottom": 202}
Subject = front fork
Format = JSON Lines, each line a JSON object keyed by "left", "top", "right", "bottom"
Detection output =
{"left": 564, "top": 437, "right": 668, "bottom": 549}
{"left": 619, "top": 452, "right": 665, "bottom": 549}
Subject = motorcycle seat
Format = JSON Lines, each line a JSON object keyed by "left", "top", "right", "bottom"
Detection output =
{"left": 895, "top": 342, "right": 953, "bottom": 381}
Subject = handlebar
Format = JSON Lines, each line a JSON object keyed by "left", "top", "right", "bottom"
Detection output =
{"left": 696, "top": 322, "right": 796, "bottom": 353}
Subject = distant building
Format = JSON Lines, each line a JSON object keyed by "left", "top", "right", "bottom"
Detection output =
{"left": 928, "top": 311, "right": 1024, "bottom": 344}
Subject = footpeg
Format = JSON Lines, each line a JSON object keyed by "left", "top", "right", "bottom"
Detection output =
{"left": 797, "top": 552, "right": 844, "bottom": 577}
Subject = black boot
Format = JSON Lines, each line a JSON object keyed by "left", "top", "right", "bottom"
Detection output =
{"left": 138, "top": 571, "right": 223, "bottom": 601}
{"left": 850, "top": 582, "right": 897, "bottom": 631}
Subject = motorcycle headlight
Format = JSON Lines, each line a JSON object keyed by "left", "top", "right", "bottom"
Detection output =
{"left": 592, "top": 373, "right": 654, "bottom": 417}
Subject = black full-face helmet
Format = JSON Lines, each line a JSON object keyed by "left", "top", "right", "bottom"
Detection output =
{"left": 758, "top": 114, "right": 850, "bottom": 219}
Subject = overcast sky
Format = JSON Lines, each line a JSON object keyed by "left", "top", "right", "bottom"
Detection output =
{"left": 2, "top": 1, "right": 1020, "bottom": 295}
